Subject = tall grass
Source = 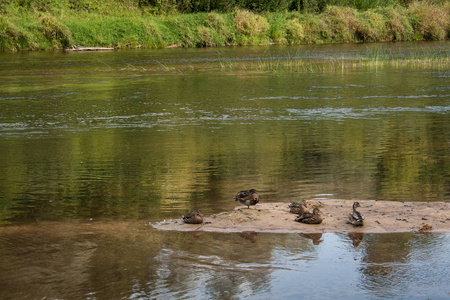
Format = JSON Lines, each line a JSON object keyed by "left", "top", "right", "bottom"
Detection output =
{"left": 0, "top": 0, "right": 449, "bottom": 51}
{"left": 209, "top": 46, "right": 450, "bottom": 73}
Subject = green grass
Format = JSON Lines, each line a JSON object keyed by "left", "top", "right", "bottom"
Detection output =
{"left": 0, "top": 1, "right": 449, "bottom": 51}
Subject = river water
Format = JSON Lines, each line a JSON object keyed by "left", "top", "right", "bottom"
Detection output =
{"left": 0, "top": 42, "right": 449, "bottom": 299}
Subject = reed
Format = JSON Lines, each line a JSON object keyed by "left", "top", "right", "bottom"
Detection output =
{"left": 211, "top": 46, "right": 450, "bottom": 72}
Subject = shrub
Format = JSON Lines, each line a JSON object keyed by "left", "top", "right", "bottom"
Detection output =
{"left": 39, "top": 14, "right": 73, "bottom": 48}
{"left": 141, "top": 21, "right": 165, "bottom": 47}
{"left": 408, "top": 1, "right": 449, "bottom": 41}
{"left": 296, "top": 13, "right": 330, "bottom": 43}
{"left": 233, "top": 9, "right": 269, "bottom": 36}
{"left": 204, "top": 12, "right": 235, "bottom": 45}
{"left": 238, "top": 0, "right": 293, "bottom": 12}
{"left": 377, "top": 6, "right": 413, "bottom": 41}
{"left": 323, "top": 6, "right": 362, "bottom": 42}
{"left": 0, "top": 16, "right": 24, "bottom": 51}
{"left": 356, "top": 9, "right": 388, "bottom": 42}
{"left": 267, "top": 12, "right": 287, "bottom": 44}
{"left": 285, "top": 18, "right": 305, "bottom": 44}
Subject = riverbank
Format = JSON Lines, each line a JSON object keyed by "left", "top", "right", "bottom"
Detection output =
{"left": 1, "top": 1, "right": 449, "bottom": 51}
{"left": 152, "top": 200, "right": 450, "bottom": 234}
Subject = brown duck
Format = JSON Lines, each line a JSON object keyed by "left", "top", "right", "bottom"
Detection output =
{"left": 233, "top": 189, "right": 260, "bottom": 209}
{"left": 182, "top": 209, "right": 204, "bottom": 224}
{"left": 289, "top": 200, "right": 309, "bottom": 214}
{"left": 295, "top": 207, "right": 323, "bottom": 224}
{"left": 347, "top": 202, "right": 364, "bottom": 226}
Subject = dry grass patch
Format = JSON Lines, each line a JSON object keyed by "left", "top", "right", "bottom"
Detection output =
{"left": 408, "top": 1, "right": 449, "bottom": 41}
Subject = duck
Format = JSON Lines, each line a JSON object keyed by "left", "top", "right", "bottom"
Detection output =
{"left": 182, "top": 209, "right": 204, "bottom": 224}
{"left": 289, "top": 200, "right": 309, "bottom": 214}
{"left": 233, "top": 189, "right": 260, "bottom": 209}
{"left": 295, "top": 207, "right": 323, "bottom": 224}
{"left": 347, "top": 202, "right": 364, "bottom": 226}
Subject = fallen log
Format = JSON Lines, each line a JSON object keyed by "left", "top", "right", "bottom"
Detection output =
{"left": 65, "top": 45, "right": 116, "bottom": 51}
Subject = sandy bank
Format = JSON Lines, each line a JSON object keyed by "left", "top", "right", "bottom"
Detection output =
{"left": 151, "top": 200, "right": 450, "bottom": 234}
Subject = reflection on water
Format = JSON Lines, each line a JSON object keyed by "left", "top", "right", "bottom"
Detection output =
{"left": 0, "top": 42, "right": 449, "bottom": 298}
{"left": 0, "top": 42, "right": 449, "bottom": 225}
{"left": 0, "top": 223, "right": 449, "bottom": 299}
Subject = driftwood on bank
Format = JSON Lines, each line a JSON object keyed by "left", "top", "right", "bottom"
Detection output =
{"left": 151, "top": 200, "right": 450, "bottom": 234}
{"left": 65, "top": 45, "right": 116, "bottom": 52}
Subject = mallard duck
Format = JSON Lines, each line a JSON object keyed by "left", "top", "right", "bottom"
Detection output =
{"left": 295, "top": 207, "right": 323, "bottom": 224}
{"left": 289, "top": 200, "right": 309, "bottom": 214}
{"left": 347, "top": 202, "right": 364, "bottom": 226}
{"left": 182, "top": 209, "right": 204, "bottom": 224}
{"left": 233, "top": 189, "right": 259, "bottom": 209}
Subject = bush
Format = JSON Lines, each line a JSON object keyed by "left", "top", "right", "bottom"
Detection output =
{"left": 296, "top": 13, "right": 329, "bottom": 43}
{"left": 285, "top": 18, "right": 305, "bottom": 44}
{"left": 268, "top": 12, "right": 288, "bottom": 44}
{"left": 356, "top": 9, "right": 388, "bottom": 42}
{"left": 233, "top": 9, "right": 269, "bottom": 36}
{"left": 233, "top": 10, "right": 270, "bottom": 45}
{"left": 408, "top": 1, "right": 449, "bottom": 41}
{"left": 39, "top": 14, "right": 73, "bottom": 48}
{"left": 0, "top": 16, "right": 25, "bottom": 51}
{"left": 237, "top": 0, "right": 293, "bottom": 12}
{"left": 377, "top": 6, "right": 413, "bottom": 41}
{"left": 204, "top": 12, "right": 235, "bottom": 45}
{"left": 323, "top": 6, "right": 362, "bottom": 42}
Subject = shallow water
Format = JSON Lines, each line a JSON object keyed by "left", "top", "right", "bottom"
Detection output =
{"left": 0, "top": 42, "right": 449, "bottom": 299}
{"left": 0, "top": 223, "right": 449, "bottom": 300}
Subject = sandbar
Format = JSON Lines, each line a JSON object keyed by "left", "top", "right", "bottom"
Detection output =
{"left": 151, "top": 200, "right": 450, "bottom": 234}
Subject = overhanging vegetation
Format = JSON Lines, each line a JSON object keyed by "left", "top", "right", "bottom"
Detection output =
{"left": 0, "top": 0, "right": 449, "bottom": 51}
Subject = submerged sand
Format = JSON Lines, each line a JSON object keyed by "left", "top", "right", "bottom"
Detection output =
{"left": 151, "top": 200, "right": 450, "bottom": 234}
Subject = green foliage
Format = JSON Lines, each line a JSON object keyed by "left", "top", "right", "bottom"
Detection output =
{"left": 65, "top": 15, "right": 146, "bottom": 47}
{"left": 285, "top": 17, "right": 305, "bottom": 44}
{"left": 238, "top": 0, "right": 293, "bottom": 12}
{"left": 0, "top": 0, "right": 449, "bottom": 51}
{"left": 233, "top": 9, "right": 270, "bottom": 45}
{"left": 322, "top": 6, "right": 361, "bottom": 42}
{"left": 408, "top": 1, "right": 449, "bottom": 41}
{"left": 377, "top": 5, "right": 413, "bottom": 41}
{"left": 289, "top": 0, "right": 327, "bottom": 13}
{"left": 39, "top": 14, "right": 73, "bottom": 49}
{"left": 267, "top": 12, "right": 288, "bottom": 43}
{"left": 326, "top": 0, "right": 398, "bottom": 10}
{"left": 0, "top": 16, "right": 28, "bottom": 51}
{"left": 356, "top": 10, "right": 388, "bottom": 42}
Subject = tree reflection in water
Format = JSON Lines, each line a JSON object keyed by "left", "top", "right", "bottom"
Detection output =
{"left": 0, "top": 223, "right": 448, "bottom": 299}
{"left": 357, "top": 233, "right": 450, "bottom": 299}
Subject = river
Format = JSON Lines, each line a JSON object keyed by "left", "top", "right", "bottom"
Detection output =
{"left": 0, "top": 41, "right": 449, "bottom": 299}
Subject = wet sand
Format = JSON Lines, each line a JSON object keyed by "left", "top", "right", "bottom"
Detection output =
{"left": 151, "top": 200, "right": 450, "bottom": 234}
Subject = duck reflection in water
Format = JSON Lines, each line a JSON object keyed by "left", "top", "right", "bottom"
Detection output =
{"left": 239, "top": 231, "right": 259, "bottom": 242}
{"left": 189, "top": 230, "right": 204, "bottom": 240}
{"left": 299, "top": 233, "right": 323, "bottom": 245}
{"left": 348, "top": 232, "right": 364, "bottom": 247}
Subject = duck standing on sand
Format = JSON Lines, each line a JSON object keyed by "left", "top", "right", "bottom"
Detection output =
{"left": 347, "top": 202, "right": 364, "bottom": 226}
{"left": 183, "top": 209, "right": 204, "bottom": 224}
{"left": 233, "top": 189, "right": 260, "bottom": 209}
{"left": 295, "top": 207, "right": 323, "bottom": 224}
{"left": 289, "top": 200, "right": 309, "bottom": 214}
